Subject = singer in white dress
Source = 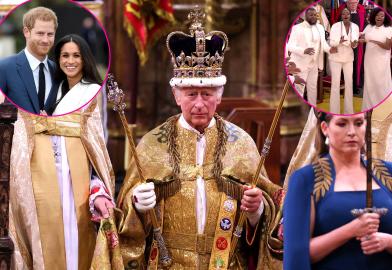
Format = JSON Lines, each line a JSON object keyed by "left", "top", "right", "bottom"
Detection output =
{"left": 360, "top": 8, "right": 392, "bottom": 111}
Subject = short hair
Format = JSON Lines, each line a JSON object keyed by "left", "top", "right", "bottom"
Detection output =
{"left": 305, "top": 7, "right": 316, "bottom": 15}
{"left": 368, "top": 7, "right": 391, "bottom": 27}
{"left": 23, "top": 7, "right": 58, "bottom": 30}
{"left": 339, "top": 7, "right": 351, "bottom": 21}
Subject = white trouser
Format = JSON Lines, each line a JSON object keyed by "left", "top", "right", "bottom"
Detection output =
{"left": 294, "top": 64, "right": 319, "bottom": 106}
{"left": 329, "top": 60, "right": 353, "bottom": 114}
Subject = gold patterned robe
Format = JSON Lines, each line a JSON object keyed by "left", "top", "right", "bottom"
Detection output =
{"left": 116, "top": 117, "right": 283, "bottom": 269}
{"left": 9, "top": 100, "right": 115, "bottom": 270}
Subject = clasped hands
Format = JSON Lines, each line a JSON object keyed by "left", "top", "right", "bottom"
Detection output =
{"left": 352, "top": 213, "right": 392, "bottom": 255}
{"left": 131, "top": 182, "right": 264, "bottom": 226}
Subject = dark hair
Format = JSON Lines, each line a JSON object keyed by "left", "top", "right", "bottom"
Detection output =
{"left": 315, "top": 112, "right": 367, "bottom": 157}
{"left": 339, "top": 7, "right": 351, "bottom": 22}
{"left": 368, "top": 7, "right": 391, "bottom": 27}
{"left": 315, "top": 112, "right": 333, "bottom": 157}
{"left": 305, "top": 7, "right": 316, "bottom": 16}
{"left": 54, "top": 34, "right": 101, "bottom": 100}
{"left": 303, "top": 7, "right": 317, "bottom": 25}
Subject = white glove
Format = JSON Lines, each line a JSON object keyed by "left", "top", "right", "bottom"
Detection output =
{"left": 132, "top": 182, "right": 156, "bottom": 213}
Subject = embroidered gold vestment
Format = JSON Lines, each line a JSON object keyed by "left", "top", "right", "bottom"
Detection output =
{"left": 114, "top": 117, "right": 283, "bottom": 269}
{"left": 9, "top": 100, "right": 115, "bottom": 270}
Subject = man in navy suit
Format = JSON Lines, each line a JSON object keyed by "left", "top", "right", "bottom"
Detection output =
{"left": 0, "top": 7, "right": 59, "bottom": 114}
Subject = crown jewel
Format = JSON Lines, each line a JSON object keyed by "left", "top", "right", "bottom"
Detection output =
{"left": 166, "top": 7, "right": 228, "bottom": 85}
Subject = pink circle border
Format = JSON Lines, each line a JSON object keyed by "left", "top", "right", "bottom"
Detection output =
{"left": 0, "top": 0, "right": 112, "bottom": 117}
{"left": 282, "top": 0, "right": 392, "bottom": 116}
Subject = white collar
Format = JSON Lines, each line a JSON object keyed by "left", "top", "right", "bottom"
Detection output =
{"left": 179, "top": 114, "right": 216, "bottom": 135}
{"left": 303, "top": 20, "right": 319, "bottom": 28}
{"left": 24, "top": 47, "right": 49, "bottom": 71}
{"left": 303, "top": 20, "right": 311, "bottom": 28}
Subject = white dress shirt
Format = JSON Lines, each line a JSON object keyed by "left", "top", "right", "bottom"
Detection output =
{"left": 24, "top": 48, "right": 52, "bottom": 102}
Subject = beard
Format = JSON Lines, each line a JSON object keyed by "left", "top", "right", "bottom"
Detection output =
{"left": 30, "top": 42, "right": 51, "bottom": 57}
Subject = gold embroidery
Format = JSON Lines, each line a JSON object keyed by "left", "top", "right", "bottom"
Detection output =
{"left": 313, "top": 157, "right": 332, "bottom": 203}
{"left": 31, "top": 113, "right": 81, "bottom": 137}
{"left": 146, "top": 177, "right": 181, "bottom": 203}
{"left": 219, "top": 175, "right": 246, "bottom": 202}
{"left": 373, "top": 159, "right": 392, "bottom": 192}
{"left": 152, "top": 114, "right": 232, "bottom": 201}
{"left": 208, "top": 194, "right": 237, "bottom": 269}
{"left": 117, "top": 117, "right": 283, "bottom": 269}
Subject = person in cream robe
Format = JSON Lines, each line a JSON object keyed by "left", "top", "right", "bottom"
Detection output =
{"left": 9, "top": 99, "right": 115, "bottom": 270}
{"left": 8, "top": 33, "right": 113, "bottom": 270}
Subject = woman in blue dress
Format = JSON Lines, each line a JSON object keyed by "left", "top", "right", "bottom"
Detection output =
{"left": 283, "top": 113, "right": 392, "bottom": 270}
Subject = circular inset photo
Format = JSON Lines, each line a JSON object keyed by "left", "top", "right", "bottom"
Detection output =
{"left": 0, "top": 0, "right": 110, "bottom": 116}
{"left": 284, "top": 0, "right": 392, "bottom": 115}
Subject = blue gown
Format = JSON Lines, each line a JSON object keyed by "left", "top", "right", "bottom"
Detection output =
{"left": 283, "top": 155, "right": 392, "bottom": 270}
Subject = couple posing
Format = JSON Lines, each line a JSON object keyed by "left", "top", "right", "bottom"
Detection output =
{"left": 6, "top": 6, "right": 114, "bottom": 270}
{"left": 0, "top": 6, "right": 102, "bottom": 115}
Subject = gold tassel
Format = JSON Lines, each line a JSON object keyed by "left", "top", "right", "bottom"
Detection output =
{"left": 151, "top": 113, "right": 231, "bottom": 201}
{"left": 147, "top": 177, "right": 181, "bottom": 202}
{"left": 217, "top": 175, "right": 245, "bottom": 202}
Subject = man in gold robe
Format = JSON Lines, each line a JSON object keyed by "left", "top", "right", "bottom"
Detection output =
{"left": 9, "top": 99, "right": 115, "bottom": 270}
{"left": 113, "top": 8, "right": 283, "bottom": 270}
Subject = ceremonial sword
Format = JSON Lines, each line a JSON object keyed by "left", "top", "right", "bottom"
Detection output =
{"left": 351, "top": 110, "right": 387, "bottom": 218}
{"left": 106, "top": 74, "right": 172, "bottom": 267}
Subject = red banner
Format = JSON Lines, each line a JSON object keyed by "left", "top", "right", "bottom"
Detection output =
{"left": 123, "top": 0, "right": 175, "bottom": 65}
{"left": 330, "top": 0, "right": 340, "bottom": 25}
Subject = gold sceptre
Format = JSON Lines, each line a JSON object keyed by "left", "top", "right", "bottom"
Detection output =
{"left": 229, "top": 80, "right": 289, "bottom": 261}
{"left": 106, "top": 74, "right": 172, "bottom": 267}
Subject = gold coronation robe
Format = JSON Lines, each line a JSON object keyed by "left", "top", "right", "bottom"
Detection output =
{"left": 116, "top": 117, "right": 283, "bottom": 269}
{"left": 9, "top": 100, "right": 115, "bottom": 270}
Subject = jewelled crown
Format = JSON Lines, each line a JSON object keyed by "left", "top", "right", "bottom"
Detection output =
{"left": 166, "top": 7, "right": 229, "bottom": 87}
